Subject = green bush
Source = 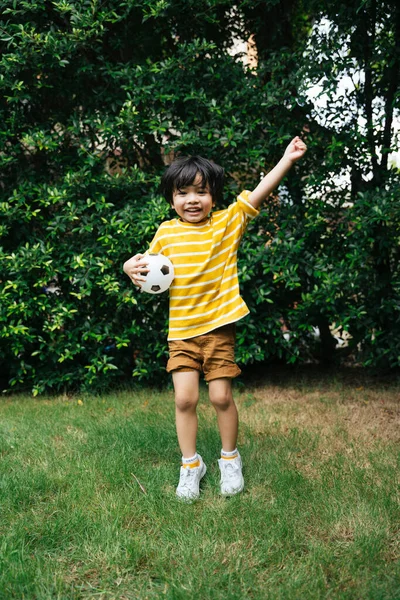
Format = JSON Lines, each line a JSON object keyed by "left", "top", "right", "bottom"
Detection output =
{"left": 1, "top": 0, "right": 399, "bottom": 394}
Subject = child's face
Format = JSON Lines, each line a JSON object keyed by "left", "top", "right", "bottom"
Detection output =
{"left": 171, "top": 174, "right": 214, "bottom": 223}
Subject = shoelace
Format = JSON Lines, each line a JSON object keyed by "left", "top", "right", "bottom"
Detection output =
{"left": 179, "top": 467, "right": 198, "bottom": 490}
{"left": 220, "top": 461, "right": 240, "bottom": 480}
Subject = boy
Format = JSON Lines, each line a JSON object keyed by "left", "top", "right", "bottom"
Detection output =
{"left": 123, "top": 136, "right": 307, "bottom": 500}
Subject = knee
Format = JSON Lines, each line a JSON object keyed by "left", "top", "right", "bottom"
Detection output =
{"left": 175, "top": 393, "right": 198, "bottom": 412}
{"left": 209, "top": 388, "right": 233, "bottom": 411}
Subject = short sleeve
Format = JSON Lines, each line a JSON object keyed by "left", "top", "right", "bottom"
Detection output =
{"left": 237, "top": 190, "right": 259, "bottom": 220}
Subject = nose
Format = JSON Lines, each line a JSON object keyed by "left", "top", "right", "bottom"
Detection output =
{"left": 186, "top": 193, "right": 199, "bottom": 203}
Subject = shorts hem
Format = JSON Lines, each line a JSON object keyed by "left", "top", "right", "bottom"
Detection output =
{"left": 167, "top": 365, "right": 201, "bottom": 375}
{"left": 205, "top": 365, "right": 241, "bottom": 382}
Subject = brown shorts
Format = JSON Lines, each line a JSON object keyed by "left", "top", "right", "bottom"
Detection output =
{"left": 167, "top": 324, "right": 241, "bottom": 382}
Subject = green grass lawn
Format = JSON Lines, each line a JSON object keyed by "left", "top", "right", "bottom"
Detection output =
{"left": 1, "top": 370, "right": 399, "bottom": 599}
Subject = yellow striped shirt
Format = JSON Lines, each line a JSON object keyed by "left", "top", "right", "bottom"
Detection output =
{"left": 149, "top": 190, "right": 259, "bottom": 340}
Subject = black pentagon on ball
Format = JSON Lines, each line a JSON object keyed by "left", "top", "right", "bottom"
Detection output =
{"left": 151, "top": 285, "right": 161, "bottom": 292}
{"left": 160, "top": 265, "right": 170, "bottom": 275}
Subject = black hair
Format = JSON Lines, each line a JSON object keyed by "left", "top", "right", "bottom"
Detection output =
{"left": 160, "top": 156, "right": 224, "bottom": 205}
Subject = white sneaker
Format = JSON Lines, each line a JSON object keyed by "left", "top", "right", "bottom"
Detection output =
{"left": 176, "top": 455, "right": 207, "bottom": 501}
{"left": 218, "top": 454, "right": 244, "bottom": 496}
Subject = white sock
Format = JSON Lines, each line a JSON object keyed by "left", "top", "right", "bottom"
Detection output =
{"left": 221, "top": 448, "right": 239, "bottom": 460}
{"left": 182, "top": 453, "right": 200, "bottom": 468}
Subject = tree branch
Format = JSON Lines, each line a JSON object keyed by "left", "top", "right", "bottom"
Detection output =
{"left": 362, "top": 0, "right": 379, "bottom": 183}
{"left": 380, "top": 4, "right": 400, "bottom": 172}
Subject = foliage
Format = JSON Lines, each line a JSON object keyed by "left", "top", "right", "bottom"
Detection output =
{"left": 0, "top": 0, "right": 399, "bottom": 393}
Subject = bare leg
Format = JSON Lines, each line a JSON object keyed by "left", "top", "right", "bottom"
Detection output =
{"left": 208, "top": 378, "right": 238, "bottom": 452}
{"left": 172, "top": 370, "right": 200, "bottom": 458}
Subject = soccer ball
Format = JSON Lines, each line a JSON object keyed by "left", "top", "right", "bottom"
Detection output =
{"left": 140, "top": 253, "right": 175, "bottom": 294}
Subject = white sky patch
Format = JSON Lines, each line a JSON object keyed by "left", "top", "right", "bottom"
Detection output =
{"left": 302, "top": 17, "right": 400, "bottom": 170}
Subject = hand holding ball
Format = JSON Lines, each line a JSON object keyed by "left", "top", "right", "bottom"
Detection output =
{"left": 139, "top": 253, "right": 175, "bottom": 294}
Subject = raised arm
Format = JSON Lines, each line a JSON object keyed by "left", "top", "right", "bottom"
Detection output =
{"left": 248, "top": 136, "right": 307, "bottom": 210}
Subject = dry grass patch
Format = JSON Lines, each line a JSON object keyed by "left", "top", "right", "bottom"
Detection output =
{"left": 237, "top": 380, "right": 400, "bottom": 445}
{"left": 234, "top": 372, "right": 400, "bottom": 488}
